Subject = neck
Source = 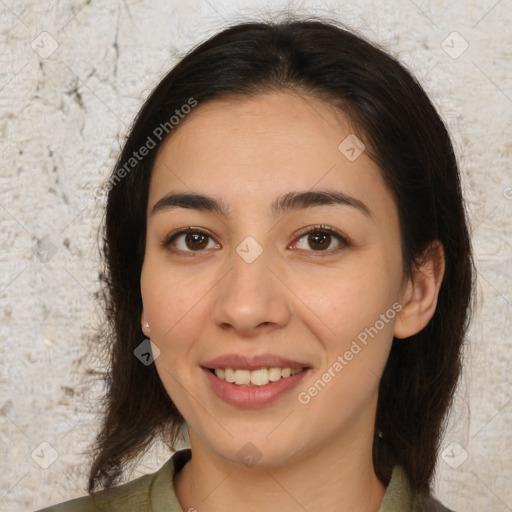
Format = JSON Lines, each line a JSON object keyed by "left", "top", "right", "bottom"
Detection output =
{"left": 174, "top": 426, "right": 386, "bottom": 512}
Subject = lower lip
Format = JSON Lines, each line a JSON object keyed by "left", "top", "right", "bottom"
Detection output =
{"left": 202, "top": 368, "right": 310, "bottom": 408}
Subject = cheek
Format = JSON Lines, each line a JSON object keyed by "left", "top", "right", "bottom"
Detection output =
{"left": 140, "top": 257, "right": 213, "bottom": 353}
{"left": 296, "top": 281, "right": 396, "bottom": 425}
{"left": 140, "top": 260, "right": 210, "bottom": 409}
{"left": 290, "top": 258, "right": 399, "bottom": 346}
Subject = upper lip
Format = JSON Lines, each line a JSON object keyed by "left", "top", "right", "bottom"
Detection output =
{"left": 201, "top": 353, "right": 310, "bottom": 371}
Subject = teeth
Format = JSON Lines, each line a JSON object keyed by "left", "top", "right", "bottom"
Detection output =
{"left": 234, "top": 369, "right": 251, "bottom": 385}
{"left": 269, "top": 367, "right": 282, "bottom": 381}
{"left": 213, "top": 367, "right": 303, "bottom": 386}
{"left": 281, "top": 368, "right": 291, "bottom": 378}
{"left": 251, "top": 368, "right": 269, "bottom": 386}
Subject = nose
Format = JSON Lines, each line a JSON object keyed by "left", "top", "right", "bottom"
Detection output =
{"left": 211, "top": 243, "right": 292, "bottom": 338}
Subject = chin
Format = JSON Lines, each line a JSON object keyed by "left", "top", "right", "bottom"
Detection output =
{"left": 198, "top": 433, "right": 303, "bottom": 470}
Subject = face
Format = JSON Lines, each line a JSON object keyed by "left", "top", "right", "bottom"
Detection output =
{"left": 140, "top": 91, "right": 406, "bottom": 468}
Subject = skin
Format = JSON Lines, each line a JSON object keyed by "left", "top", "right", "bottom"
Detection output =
{"left": 140, "top": 90, "right": 445, "bottom": 512}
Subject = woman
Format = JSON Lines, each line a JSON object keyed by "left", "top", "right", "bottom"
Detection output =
{"left": 36, "top": 16, "right": 474, "bottom": 512}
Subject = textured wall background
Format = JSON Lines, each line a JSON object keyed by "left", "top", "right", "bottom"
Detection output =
{"left": 1, "top": 1, "right": 511, "bottom": 511}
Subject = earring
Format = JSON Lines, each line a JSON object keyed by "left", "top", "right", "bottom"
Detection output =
{"left": 145, "top": 321, "right": 150, "bottom": 332}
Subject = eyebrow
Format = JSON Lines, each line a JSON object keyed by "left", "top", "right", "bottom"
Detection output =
{"left": 151, "top": 189, "right": 372, "bottom": 219}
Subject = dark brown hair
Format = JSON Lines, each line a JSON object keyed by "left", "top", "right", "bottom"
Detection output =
{"left": 87, "top": 16, "right": 474, "bottom": 495}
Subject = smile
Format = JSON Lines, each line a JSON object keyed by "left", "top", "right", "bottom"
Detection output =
{"left": 211, "top": 367, "right": 304, "bottom": 386}
{"left": 202, "top": 366, "right": 310, "bottom": 408}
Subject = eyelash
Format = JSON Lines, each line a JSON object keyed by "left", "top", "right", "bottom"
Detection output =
{"left": 161, "top": 225, "right": 351, "bottom": 256}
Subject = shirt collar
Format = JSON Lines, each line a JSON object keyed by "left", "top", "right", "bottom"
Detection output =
{"left": 153, "top": 449, "right": 415, "bottom": 512}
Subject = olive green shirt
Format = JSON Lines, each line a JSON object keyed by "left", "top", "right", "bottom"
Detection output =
{"left": 34, "top": 448, "right": 454, "bottom": 512}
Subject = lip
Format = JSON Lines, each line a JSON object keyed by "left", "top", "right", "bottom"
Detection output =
{"left": 203, "top": 367, "right": 311, "bottom": 408}
{"left": 201, "top": 353, "right": 310, "bottom": 371}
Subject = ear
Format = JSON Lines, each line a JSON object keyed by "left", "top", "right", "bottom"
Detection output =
{"left": 394, "top": 240, "right": 445, "bottom": 339}
{"left": 141, "top": 309, "right": 151, "bottom": 337}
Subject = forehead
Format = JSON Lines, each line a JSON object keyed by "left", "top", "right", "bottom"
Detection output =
{"left": 149, "top": 91, "right": 390, "bottom": 216}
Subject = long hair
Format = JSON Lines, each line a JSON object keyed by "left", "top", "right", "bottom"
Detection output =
{"left": 87, "top": 17, "right": 474, "bottom": 495}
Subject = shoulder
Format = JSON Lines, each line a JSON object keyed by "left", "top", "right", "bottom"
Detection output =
{"left": 380, "top": 465, "right": 456, "bottom": 512}
{"left": 32, "top": 471, "right": 156, "bottom": 512}
{"left": 32, "top": 450, "right": 190, "bottom": 512}
{"left": 412, "top": 493, "right": 456, "bottom": 512}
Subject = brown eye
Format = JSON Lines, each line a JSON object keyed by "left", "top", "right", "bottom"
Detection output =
{"left": 162, "top": 227, "right": 220, "bottom": 254}
{"left": 293, "top": 226, "right": 350, "bottom": 253}
{"left": 183, "top": 232, "right": 209, "bottom": 250}
{"left": 307, "top": 232, "right": 331, "bottom": 251}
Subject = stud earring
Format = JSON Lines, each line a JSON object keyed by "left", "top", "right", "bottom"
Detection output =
{"left": 145, "top": 321, "right": 150, "bottom": 332}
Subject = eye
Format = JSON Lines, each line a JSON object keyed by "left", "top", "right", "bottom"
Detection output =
{"left": 162, "top": 224, "right": 350, "bottom": 256}
{"left": 291, "top": 225, "right": 350, "bottom": 254}
{"left": 162, "top": 226, "right": 220, "bottom": 254}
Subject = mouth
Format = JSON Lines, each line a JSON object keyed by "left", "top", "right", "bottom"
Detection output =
{"left": 200, "top": 353, "right": 312, "bottom": 407}
{"left": 201, "top": 365, "right": 311, "bottom": 408}
{"left": 205, "top": 367, "right": 307, "bottom": 387}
